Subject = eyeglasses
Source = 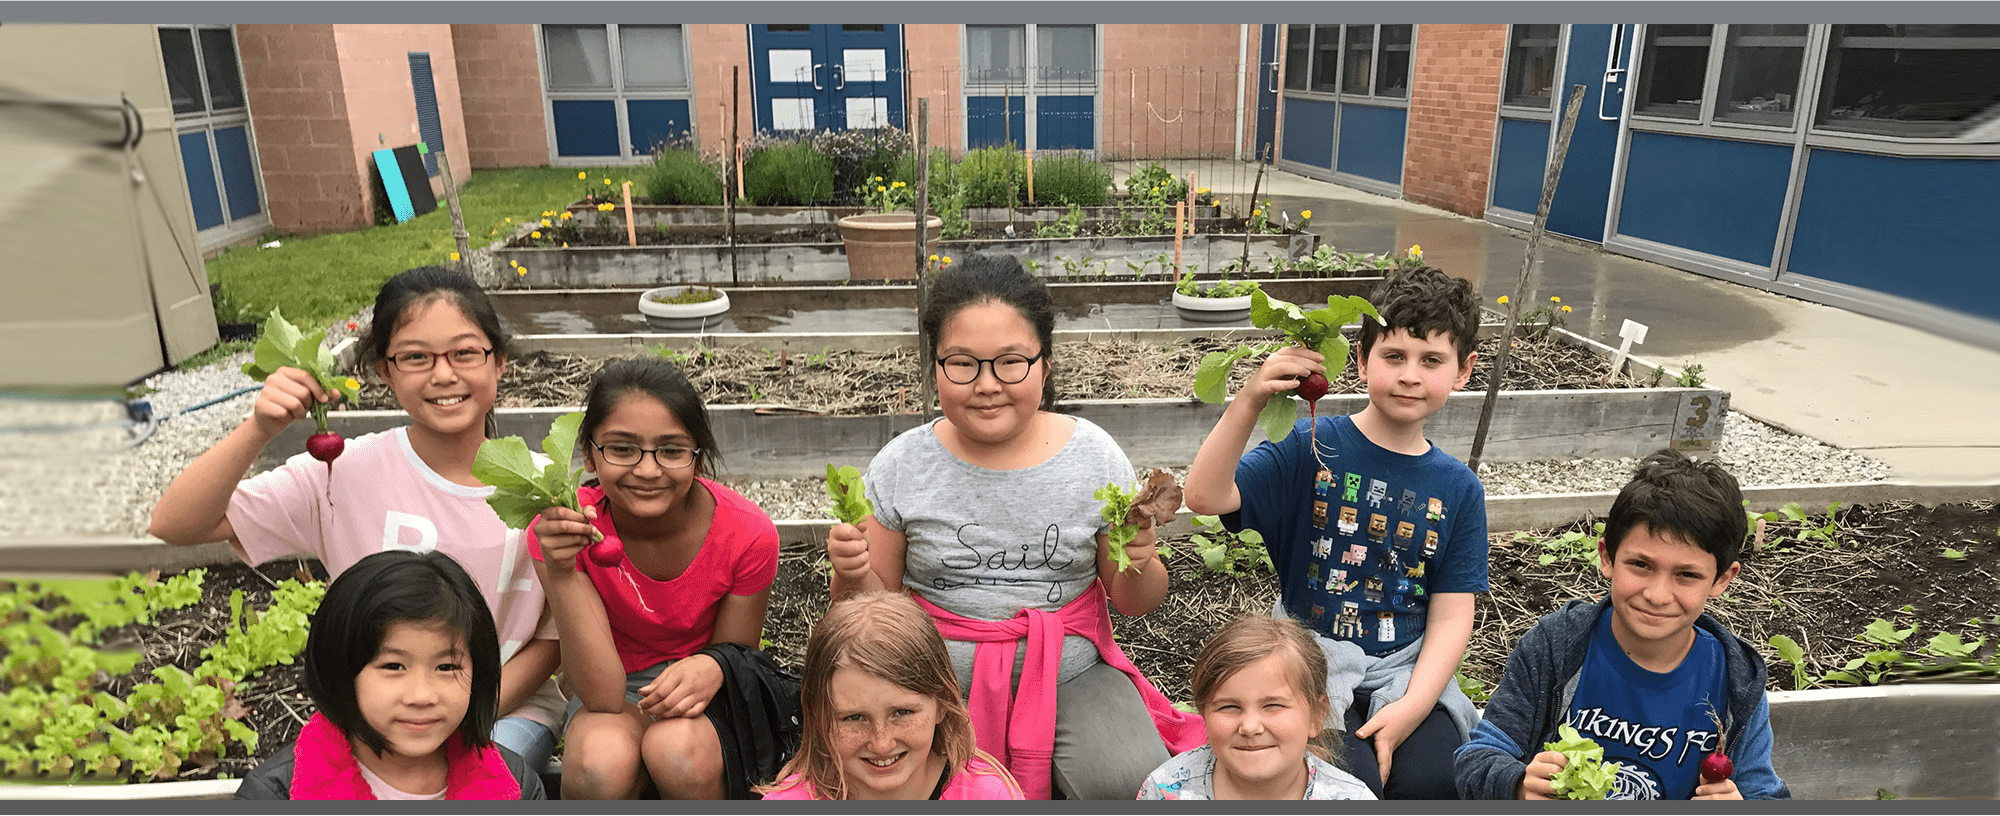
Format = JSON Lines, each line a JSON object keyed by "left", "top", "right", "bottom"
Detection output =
{"left": 388, "top": 347, "right": 495, "bottom": 374}
{"left": 590, "top": 439, "right": 699, "bottom": 469}
{"left": 937, "top": 352, "right": 1043, "bottom": 385}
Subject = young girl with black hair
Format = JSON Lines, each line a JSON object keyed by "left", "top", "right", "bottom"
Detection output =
{"left": 527, "top": 357, "right": 780, "bottom": 799}
{"left": 824, "top": 253, "right": 1203, "bottom": 799}
{"left": 1139, "top": 615, "right": 1374, "bottom": 800}
{"left": 759, "top": 591, "right": 1022, "bottom": 800}
{"left": 151, "top": 266, "right": 565, "bottom": 771}
{"left": 236, "top": 549, "right": 545, "bottom": 799}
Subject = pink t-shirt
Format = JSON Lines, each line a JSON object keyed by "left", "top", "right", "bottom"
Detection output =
{"left": 227, "top": 427, "right": 563, "bottom": 726}
{"left": 760, "top": 755, "right": 1024, "bottom": 800}
{"left": 527, "top": 480, "right": 778, "bottom": 674}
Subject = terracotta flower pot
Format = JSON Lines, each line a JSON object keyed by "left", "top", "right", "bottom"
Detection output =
{"left": 837, "top": 212, "right": 944, "bottom": 280}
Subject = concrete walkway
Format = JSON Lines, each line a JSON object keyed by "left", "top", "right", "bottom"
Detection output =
{"left": 1141, "top": 161, "right": 2000, "bottom": 485}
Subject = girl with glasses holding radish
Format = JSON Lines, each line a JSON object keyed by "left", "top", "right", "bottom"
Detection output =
{"left": 525, "top": 357, "right": 782, "bottom": 800}
{"left": 151, "top": 266, "right": 566, "bottom": 777}
{"left": 824, "top": 253, "right": 1204, "bottom": 799}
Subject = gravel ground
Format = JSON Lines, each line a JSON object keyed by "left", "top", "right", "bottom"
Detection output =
{"left": 1, "top": 354, "right": 1889, "bottom": 540}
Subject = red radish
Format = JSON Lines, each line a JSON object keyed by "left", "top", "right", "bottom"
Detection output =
{"left": 1700, "top": 750, "right": 1733, "bottom": 782}
{"left": 586, "top": 532, "right": 625, "bottom": 569}
{"left": 1296, "top": 371, "right": 1329, "bottom": 404}
{"left": 306, "top": 431, "right": 344, "bottom": 463}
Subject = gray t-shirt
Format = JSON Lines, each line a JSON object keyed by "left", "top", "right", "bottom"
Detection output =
{"left": 867, "top": 415, "right": 1137, "bottom": 686}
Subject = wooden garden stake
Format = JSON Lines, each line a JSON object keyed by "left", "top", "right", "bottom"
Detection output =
{"left": 728, "top": 66, "right": 740, "bottom": 285}
{"left": 621, "top": 182, "right": 637, "bottom": 247}
{"left": 1186, "top": 170, "right": 1197, "bottom": 233}
{"left": 1025, "top": 148, "right": 1034, "bottom": 205}
{"left": 1468, "top": 84, "right": 1587, "bottom": 473}
{"left": 913, "top": 98, "right": 936, "bottom": 422}
{"left": 435, "top": 150, "right": 471, "bottom": 267}
{"left": 1174, "top": 200, "right": 1186, "bottom": 275}
{"left": 1240, "top": 144, "right": 1269, "bottom": 276}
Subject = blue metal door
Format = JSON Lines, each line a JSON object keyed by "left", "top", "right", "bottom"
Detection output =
{"left": 749, "top": 24, "right": 904, "bottom": 131}
{"left": 1543, "top": 24, "right": 1632, "bottom": 242}
{"left": 1255, "top": 24, "right": 1279, "bottom": 162}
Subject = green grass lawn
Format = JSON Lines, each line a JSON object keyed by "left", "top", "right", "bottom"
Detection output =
{"left": 201, "top": 165, "right": 642, "bottom": 344}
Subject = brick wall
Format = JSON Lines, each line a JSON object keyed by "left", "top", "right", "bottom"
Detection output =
{"left": 453, "top": 24, "right": 547, "bottom": 167}
{"left": 332, "top": 25, "right": 469, "bottom": 201}
{"left": 688, "top": 24, "right": 753, "bottom": 157}
{"left": 236, "top": 24, "right": 364, "bottom": 233}
{"left": 1403, "top": 24, "right": 1506, "bottom": 219}
{"left": 1101, "top": 25, "right": 1248, "bottom": 158}
{"left": 903, "top": 24, "right": 961, "bottom": 153}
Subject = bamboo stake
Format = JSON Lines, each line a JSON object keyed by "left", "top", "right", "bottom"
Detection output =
{"left": 729, "top": 66, "right": 740, "bottom": 285}
{"left": 1174, "top": 200, "right": 1186, "bottom": 276}
{"left": 1025, "top": 148, "right": 1034, "bottom": 205}
{"left": 435, "top": 150, "right": 470, "bottom": 267}
{"left": 621, "top": 182, "right": 636, "bottom": 246}
{"left": 913, "top": 98, "right": 936, "bottom": 422}
{"left": 1467, "top": 84, "right": 1588, "bottom": 473}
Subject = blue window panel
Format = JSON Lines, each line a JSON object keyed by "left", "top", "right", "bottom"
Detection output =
{"left": 1280, "top": 97, "right": 1335, "bottom": 169}
{"left": 1036, "top": 95, "right": 1094, "bottom": 151}
{"left": 1790, "top": 149, "right": 2000, "bottom": 322}
{"left": 1491, "top": 118, "right": 1551, "bottom": 214}
{"left": 967, "top": 96, "right": 1025, "bottom": 149}
{"left": 552, "top": 99, "right": 621, "bottom": 157}
{"left": 179, "top": 131, "right": 224, "bottom": 230}
{"left": 213, "top": 125, "right": 260, "bottom": 220}
{"left": 1335, "top": 103, "right": 1405, "bottom": 185}
{"left": 409, "top": 52, "right": 444, "bottom": 176}
{"left": 626, "top": 99, "right": 691, "bottom": 156}
{"left": 1617, "top": 131, "right": 1791, "bottom": 266}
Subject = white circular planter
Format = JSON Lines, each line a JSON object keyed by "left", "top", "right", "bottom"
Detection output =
{"left": 637, "top": 286, "right": 730, "bottom": 331}
{"left": 1172, "top": 289, "right": 1254, "bottom": 323}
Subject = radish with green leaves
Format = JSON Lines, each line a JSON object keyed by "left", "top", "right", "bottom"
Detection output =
{"left": 470, "top": 411, "right": 613, "bottom": 568}
{"left": 239, "top": 307, "right": 361, "bottom": 485}
{"left": 1193, "top": 290, "right": 1380, "bottom": 445}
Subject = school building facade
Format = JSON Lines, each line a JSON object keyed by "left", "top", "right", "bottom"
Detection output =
{"left": 152, "top": 22, "right": 1998, "bottom": 348}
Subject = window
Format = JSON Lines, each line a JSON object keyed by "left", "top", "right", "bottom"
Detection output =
{"left": 540, "top": 24, "right": 692, "bottom": 160}
{"left": 1037, "top": 25, "right": 1095, "bottom": 86}
{"left": 1634, "top": 24, "right": 1713, "bottom": 119}
{"left": 966, "top": 25, "right": 1025, "bottom": 85}
{"left": 1504, "top": 25, "right": 1561, "bottom": 109}
{"left": 1283, "top": 24, "right": 1413, "bottom": 100}
{"left": 1713, "top": 25, "right": 1809, "bottom": 127}
{"left": 963, "top": 25, "right": 1099, "bottom": 150}
{"left": 159, "top": 25, "right": 264, "bottom": 237}
{"left": 1816, "top": 25, "right": 2000, "bottom": 138}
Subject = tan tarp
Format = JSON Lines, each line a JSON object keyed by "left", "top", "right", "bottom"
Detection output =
{"left": 0, "top": 23, "right": 217, "bottom": 389}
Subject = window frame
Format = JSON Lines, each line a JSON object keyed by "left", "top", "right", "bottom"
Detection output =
{"left": 1500, "top": 24, "right": 1565, "bottom": 117}
{"left": 536, "top": 23, "right": 696, "bottom": 165}
{"left": 158, "top": 24, "right": 269, "bottom": 243}
{"left": 1624, "top": 24, "right": 2000, "bottom": 156}
{"left": 960, "top": 24, "right": 1102, "bottom": 153}
{"left": 1279, "top": 23, "right": 1415, "bottom": 109}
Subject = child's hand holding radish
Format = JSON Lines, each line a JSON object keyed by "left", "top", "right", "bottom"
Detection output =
{"left": 529, "top": 504, "right": 606, "bottom": 573}
{"left": 1692, "top": 711, "right": 1742, "bottom": 799}
{"left": 240, "top": 307, "right": 362, "bottom": 465}
{"left": 1193, "top": 291, "right": 1378, "bottom": 444}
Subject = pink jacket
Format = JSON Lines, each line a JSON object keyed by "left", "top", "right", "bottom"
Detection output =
{"left": 913, "top": 581, "right": 1205, "bottom": 800}
{"left": 281, "top": 712, "right": 521, "bottom": 800}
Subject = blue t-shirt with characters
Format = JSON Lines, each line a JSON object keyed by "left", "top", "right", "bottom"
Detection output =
{"left": 1566, "top": 604, "right": 1731, "bottom": 800}
{"left": 1227, "top": 414, "right": 1488, "bottom": 655}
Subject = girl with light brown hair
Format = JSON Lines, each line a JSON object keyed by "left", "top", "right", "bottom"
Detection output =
{"left": 759, "top": 591, "right": 1022, "bottom": 800}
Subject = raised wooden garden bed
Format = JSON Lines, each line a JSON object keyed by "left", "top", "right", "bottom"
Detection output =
{"left": 560, "top": 201, "right": 1224, "bottom": 229}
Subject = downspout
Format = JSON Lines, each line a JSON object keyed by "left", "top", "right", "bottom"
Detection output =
{"left": 1234, "top": 24, "right": 1249, "bottom": 161}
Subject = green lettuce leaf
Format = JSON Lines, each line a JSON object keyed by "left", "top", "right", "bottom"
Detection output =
{"left": 825, "top": 463, "right": 874, "bottom": 526}
{"left": 1095, "top": 481, "right": 1138, "bottom": 573}
{"left": 471, "top": 412, "right": 586, "bottom": 529}
{"left": 1544, "top": 724, "right": 1623, "bottom": 800}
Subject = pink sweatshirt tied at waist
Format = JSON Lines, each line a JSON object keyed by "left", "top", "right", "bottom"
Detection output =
{"left": 912, "top": 581, "right": 1205, "bottom": 800}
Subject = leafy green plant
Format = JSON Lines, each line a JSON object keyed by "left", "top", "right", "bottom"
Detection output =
{"left": 1746, "top": 501, "right": 1846, "bottom": 550}
{"left": 1123, "top": 161, "right": 1186, "bottom": 203}
{"left": 743, "top": 139, "right": 835, "bottom": 205}
{"left": 811, "top": 126, "right": 908, "bottom": 203}
{"left": 471, "top": 412, "right": 590, "bottom": 530}
{"left": 1176, "top": 268, "right": 1261, "bottom": 299}
{"left": 1244, "top": 198, "right": 1284, "bottom": 234}
{"left": 956, "top": 146, "right": 1023, "bottom": 208}
{"left": 1516, "top": 521, "right": 1606, "bottom": 570}
{"left": 1508, "top": 294, "right": 1575, "bottom": 340}
{"left": 647, "top": 287, "right": 721, "bottom": 305}
{"left": 1455, "top": 672, "right": 1492, "bottom": 703}
{"left": 856, "top": 174, "right": 915, "bottom": 213}
{"left": 1095, "top": 470, "right": 1183, "bottom": 573}
{"left": 1193, "top": 291, "right": 1381, "bottom": 442}
{"left": 1035, "top": 204, "right": 1088, "bottom": 238}
{"left": 1674, "top": 363, "right": 1706, "bottom": 388}
{"left": 641, "top": 143, "right": 726, "bottom": 205}
{"left": 825, "top": 463, "right": 874, "bottom": 525}
{"left": 1030, "top": 153, "right": 1111, "bottom": 206}
{"left": 1544, "top": 724, "right": 1623, "bottom": 800}
{"left": 1768, "top": 635, "right": 1811, "bottom": 690}
{"left": 934, "top": 189, "right": 971, "bottom": 239}
{"left": 1186, "top": 515, "right": 1272, "bottom": 575}
{"left": 891, "top": 146, "right": 958, "bottom": 202}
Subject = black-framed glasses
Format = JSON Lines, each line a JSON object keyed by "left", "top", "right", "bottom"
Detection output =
{"left": 937, "top": 352, "right": 1043, "bottom": 385}
{"left": 388, "top": 347, "right": 494, "bottom": 374}
{"left": 590, "top": 439, "right": 699, "bottom": 469}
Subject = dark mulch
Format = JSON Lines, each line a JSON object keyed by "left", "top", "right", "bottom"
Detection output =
{"left": 348, "top": 330, "right": 1621, "bottom": 413}
{"left": 62, "top": 500, "right": 1992, "bottom": 787}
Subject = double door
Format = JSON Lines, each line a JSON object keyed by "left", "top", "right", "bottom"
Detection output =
{"left": 749, "top": 24, "right": 904, "bottom": 131}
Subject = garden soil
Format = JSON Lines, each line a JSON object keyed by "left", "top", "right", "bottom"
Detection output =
{"left": 53, "top": 500, "right": 1999, "bottom": 786}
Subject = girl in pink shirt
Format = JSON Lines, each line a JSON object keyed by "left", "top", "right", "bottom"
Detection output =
{"left": 528, "top": 358, "right": 779, "bottom": 799}
{"left": 758, "top": 591, "right": 1023, "bottom": 801}
{"left": 151, "top": 267, "right": 563, "bottom": 772}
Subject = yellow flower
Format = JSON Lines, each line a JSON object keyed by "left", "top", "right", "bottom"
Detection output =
{"left": 542, "top": 220, "right": 552, "bottom": 228}
{"left": 1409, "top": 244, "right": 1423, "bottom": 256}
{"left": 1561, "top": 305, "right": 1573, "bottom": 313}
{"left": 892, "top": 181, "right": 905, "bottom": 188}
{"left": 518, "top": 268, "right": 528, "bottom": 276}
{"left": 562, "top": 242, "right": 569, "bottom": 248}
{"left": 1496, "top": 295, "right": 1509, "bottom": 305}
{"left": 929, "top": 254, "right": 939, "bottom": 262}
{"left": 449, "top": 251, "right": 461, "bottom": 261}
{"left": 509, "top": 259, "right": 519, "bottom": 267}
{"left": 603, "top": 178, "right": 611, "bottom": 185}
{"left": 942, "top": 256, "right": 952, "bottom": 265}
{"left": 531, "top": 231, "right": 542, "bottom": 239}
{"left": 598, "top": 202, "right": 616, "bottom": 211}
{"left": 878, "top": 186, "right": 887, "bottom": 192}
{"left": 542, "top": 210, "right": 554, "bottom": 217}
{"left": 577, "top": 171, "right": 586, "bottom": 179}
{"left": 1550, "top": 296, "right": 1562, "bottom": 303}
{"left": 561, "top": 212, "right": 573, "bottom": 220}
{"left": 1301, "top": 209, "right": 1313, "bottom": 219}
{"left": 1252, "top": 209, "right": 1262, "bottom": 216}
{"left": 344, "top": 377, "right": 360, "bottom": 391}
{"left": 504, "top": 217, "right": 511, "bottom": 223}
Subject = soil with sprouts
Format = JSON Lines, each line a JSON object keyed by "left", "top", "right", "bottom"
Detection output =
{"left": 51, "top": 500, "right": 1997, "bottom": 786}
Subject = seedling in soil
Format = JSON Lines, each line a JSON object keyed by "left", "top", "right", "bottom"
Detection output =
{"left": 240, "top": 307, "right": 362, "bottom": 483}
{"left": 1674, "top": 362, "right": 1706, "bottom": 388}
{"left": 1186, "top": 514, "right": 1272, "bottom": 576}
{"left": 1517, "top": 522, "right": 1606, "bottom": 571}
{"left": 471, "top": 411, "right": 615, "bottom": 567}
{"left": 1096, "top": 469, "right": 1184, "bottom": 573}
{"left": 1768, "top": 635, "right": 1811, "bottom": 690}
{"left": 1193, "top": 290, "right": 1380, "bottom": 445}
